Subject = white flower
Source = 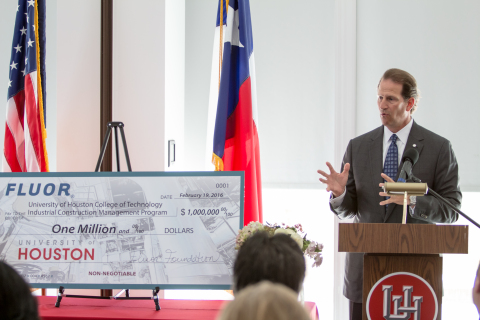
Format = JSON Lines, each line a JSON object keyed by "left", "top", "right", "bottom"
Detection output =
{"left": 290, "top": 233, "right": 304, "bottom": 249}
{"left": 275, "top": 228, "right": 303, "bottom": 249}
{"left": 274, "top": 228, "right": 295, "bottom": 236}
{"left": 237, "top": 222, "right": 323, "bottom": 268}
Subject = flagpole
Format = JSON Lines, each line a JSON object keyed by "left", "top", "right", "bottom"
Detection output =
{"left": 34, "top": 0, "right": 49, "bottom": 172}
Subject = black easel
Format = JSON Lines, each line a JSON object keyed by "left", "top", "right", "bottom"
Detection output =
{"left": 95, "top": 121, "right": 132, "bottom": 172}
{"left": 55, "top": 286, "right": 161, "bottom": 311}
{"left": 55, "top": 122, "right": 161, "bottom": 311}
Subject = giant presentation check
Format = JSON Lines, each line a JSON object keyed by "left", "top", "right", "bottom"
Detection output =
{"left": 0, "top": 172, "right": 243, "bottom": 289}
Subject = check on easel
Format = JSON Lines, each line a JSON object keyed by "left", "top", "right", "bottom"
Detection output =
{"left": 0, "top": 171, "right": 244, "bottom": 290}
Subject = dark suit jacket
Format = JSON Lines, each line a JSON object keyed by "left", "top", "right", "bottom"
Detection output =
{"left": 330, "top": 121, "right": 461, "bottom": 303}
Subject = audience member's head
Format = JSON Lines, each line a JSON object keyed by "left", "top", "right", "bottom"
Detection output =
{"left": 233, "top": 231, "right": 306, "bottom": 294}
{"left": 0, "top": 261, "right": 39, "bottom": 320}
{"left": 218, "top": 281, "right": 310, "bottom": 320}
{"left": 474, "top": 261, "right": 480, "bottom": 315}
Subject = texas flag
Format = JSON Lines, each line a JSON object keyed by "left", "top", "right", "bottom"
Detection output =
{"left": 210, "top": 0, "right": 262, "bottom": 225}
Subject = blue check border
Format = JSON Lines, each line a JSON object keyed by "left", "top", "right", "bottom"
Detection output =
{"left": 1, "top": 171, "right": 244, "bottom": 290}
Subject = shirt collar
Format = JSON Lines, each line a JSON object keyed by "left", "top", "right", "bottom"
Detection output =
{"left": 383, "top": 118, "right": 414, "bottom": 144}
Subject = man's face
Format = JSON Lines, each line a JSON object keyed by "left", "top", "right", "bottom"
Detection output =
{"left": 377, "top": 78, "right": 413, "bottom": 133}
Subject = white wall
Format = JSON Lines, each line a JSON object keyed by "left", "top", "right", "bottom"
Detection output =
{"left": 184, "top": 0, "right": 218, "bottom": 172}
{"left": 251, "top": 0, "right": 335, "bottom": 188}
{"left": 113, "top": 0, "right": 184, "bottom": 172}
{"left": 357, "top": 0, "right": 480, "bottom": 190}
{"left": 165, "top": 0, "right": 185, "bottom": 171}
{"left": 113, "top": 0, "right": 166, "bottom": 171}
{"left": 57, "top": 0, "right": 100, "bottom": 171}
{"left": 184, "top": 0, "right": 336, "bottom": 188}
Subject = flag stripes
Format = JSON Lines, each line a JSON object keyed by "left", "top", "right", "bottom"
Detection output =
{"left": 4, "top": 0, "right": 48, "bottom": 173}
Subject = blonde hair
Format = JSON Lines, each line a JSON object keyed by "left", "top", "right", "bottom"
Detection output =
{"left": 217, "top": 281, "right": 310, "bottom": 320}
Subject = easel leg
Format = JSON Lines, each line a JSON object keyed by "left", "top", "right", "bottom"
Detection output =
{"left": 55, "top": 286, "right": 65, "bottom": 308}
{"left": 95, "top": 122, "right": 132, "bottom": 172}
{"left": 119, "top": 126, "right": 132, "bottom": 171}
{"left": 114, "top": 126, "right": 120, "bottom": 171}
{"left": 153, "top": 286, "right": 161, "bottom": 311}
{"left": 95, "top": 126, "right": 112, "bottom": 172}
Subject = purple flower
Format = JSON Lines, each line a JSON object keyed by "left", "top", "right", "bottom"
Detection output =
{"left": 312, "top": 253, "right": 323, "bottom": 268}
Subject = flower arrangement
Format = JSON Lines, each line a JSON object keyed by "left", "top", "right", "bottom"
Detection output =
{"left": 235, "top": 221, "right": 323, "bottom": 268}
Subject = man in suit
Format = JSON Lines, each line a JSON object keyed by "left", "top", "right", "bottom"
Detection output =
{"left": 318, "top": 68, "right": 461, "bottom": 320}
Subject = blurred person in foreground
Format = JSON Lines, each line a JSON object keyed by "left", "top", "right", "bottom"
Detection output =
{"left": 0, "top": 261, "right": 39, "bottom": 320}
{"left": 233, "top": 231, "right": 306, "bottom": 294}
{"left": 218, "top": 281, "right": 311, "bottom": 320}
{"left": 474, "top": 261, "right": 480, "bottom": 316}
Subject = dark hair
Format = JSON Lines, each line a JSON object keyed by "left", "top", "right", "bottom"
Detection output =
{"left": 379, "top": 68, "right": 420, "bottom": 114}
{"left": 233, "top": 231, "right": 306, "bottom": 294}
{"left": 0, "top": 261, "right": 39, "bottom": 320}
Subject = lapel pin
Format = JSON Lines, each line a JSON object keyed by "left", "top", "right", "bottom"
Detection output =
{"left": 413, "top": 144, "right": 417, "bottom": 148}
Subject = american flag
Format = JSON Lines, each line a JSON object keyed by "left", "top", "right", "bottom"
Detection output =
{"left": 4, "top": 0, "right": 48, "bottom": 172}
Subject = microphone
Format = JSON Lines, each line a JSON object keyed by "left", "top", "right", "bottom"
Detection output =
{"left": 397, "top": 148, "right": 419, "bottom": 182}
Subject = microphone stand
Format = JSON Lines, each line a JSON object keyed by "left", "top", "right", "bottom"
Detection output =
{"left": 428, "top": 188, "right": 480, "bottom": 229}
{"left": 409, "top": 175, "right": 480, "bottom": 229}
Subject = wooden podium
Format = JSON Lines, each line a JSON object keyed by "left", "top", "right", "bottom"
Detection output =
{"left": 338, "top": 223, "right": 468, "bottom": 320}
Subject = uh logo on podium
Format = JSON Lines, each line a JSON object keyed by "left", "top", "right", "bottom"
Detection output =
{"left": 366, "top": 272, "right": 438, "bottom": 320}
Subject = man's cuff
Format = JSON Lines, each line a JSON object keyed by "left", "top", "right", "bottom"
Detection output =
{"left": 409, "top": 205, "right": 415, "bottom": 216}
{"left": 329, "top": 189, "right": 346, "bottom": 209}
{"left": 409, "top": 204, "right": 430, "bottom": 221}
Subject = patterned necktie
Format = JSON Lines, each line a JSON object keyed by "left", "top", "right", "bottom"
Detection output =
{"left": 383, "top": 134, "right": 398, "bottom": 208}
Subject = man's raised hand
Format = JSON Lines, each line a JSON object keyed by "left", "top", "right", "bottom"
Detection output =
{"left": 378, "top": 173, "right": 411, "bottom": 206}
{"left": 317, "top": 162, "right": 350, "bottom": 198}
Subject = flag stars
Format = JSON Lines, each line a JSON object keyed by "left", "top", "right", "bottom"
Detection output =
{"left": 27, "top": 38, "right": 34, "bottom": 47}
{"left": 8, "top": 80, "right": 12, "bottom": 88}
{"left": 32, "top": 24, "right": 35, "bottom": 31}
{"left": 20, "top": 27, "right": 27, "bottom": 35}
{"left": 25, "top": 12, "right": 29, "bottom": 24}
{"left": 25, "top": 58, "right": 28, "bottom": 64}
{"left": 17, "top": 5, "right": 20, "bottom": 12}
{"left": 14, "top": 44, "right": 22, "bottom": 53}
{"left": 27, "top": 0, "right": 34, "bottom": 7}
{"left": 224, "top": 9, "right": 244, "bottom": 48}
{"left": 10, "top": 61, "right": 18, "bottom": 70}
{"left": 21, "top": 69, "right": 26, "bottom": 76}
